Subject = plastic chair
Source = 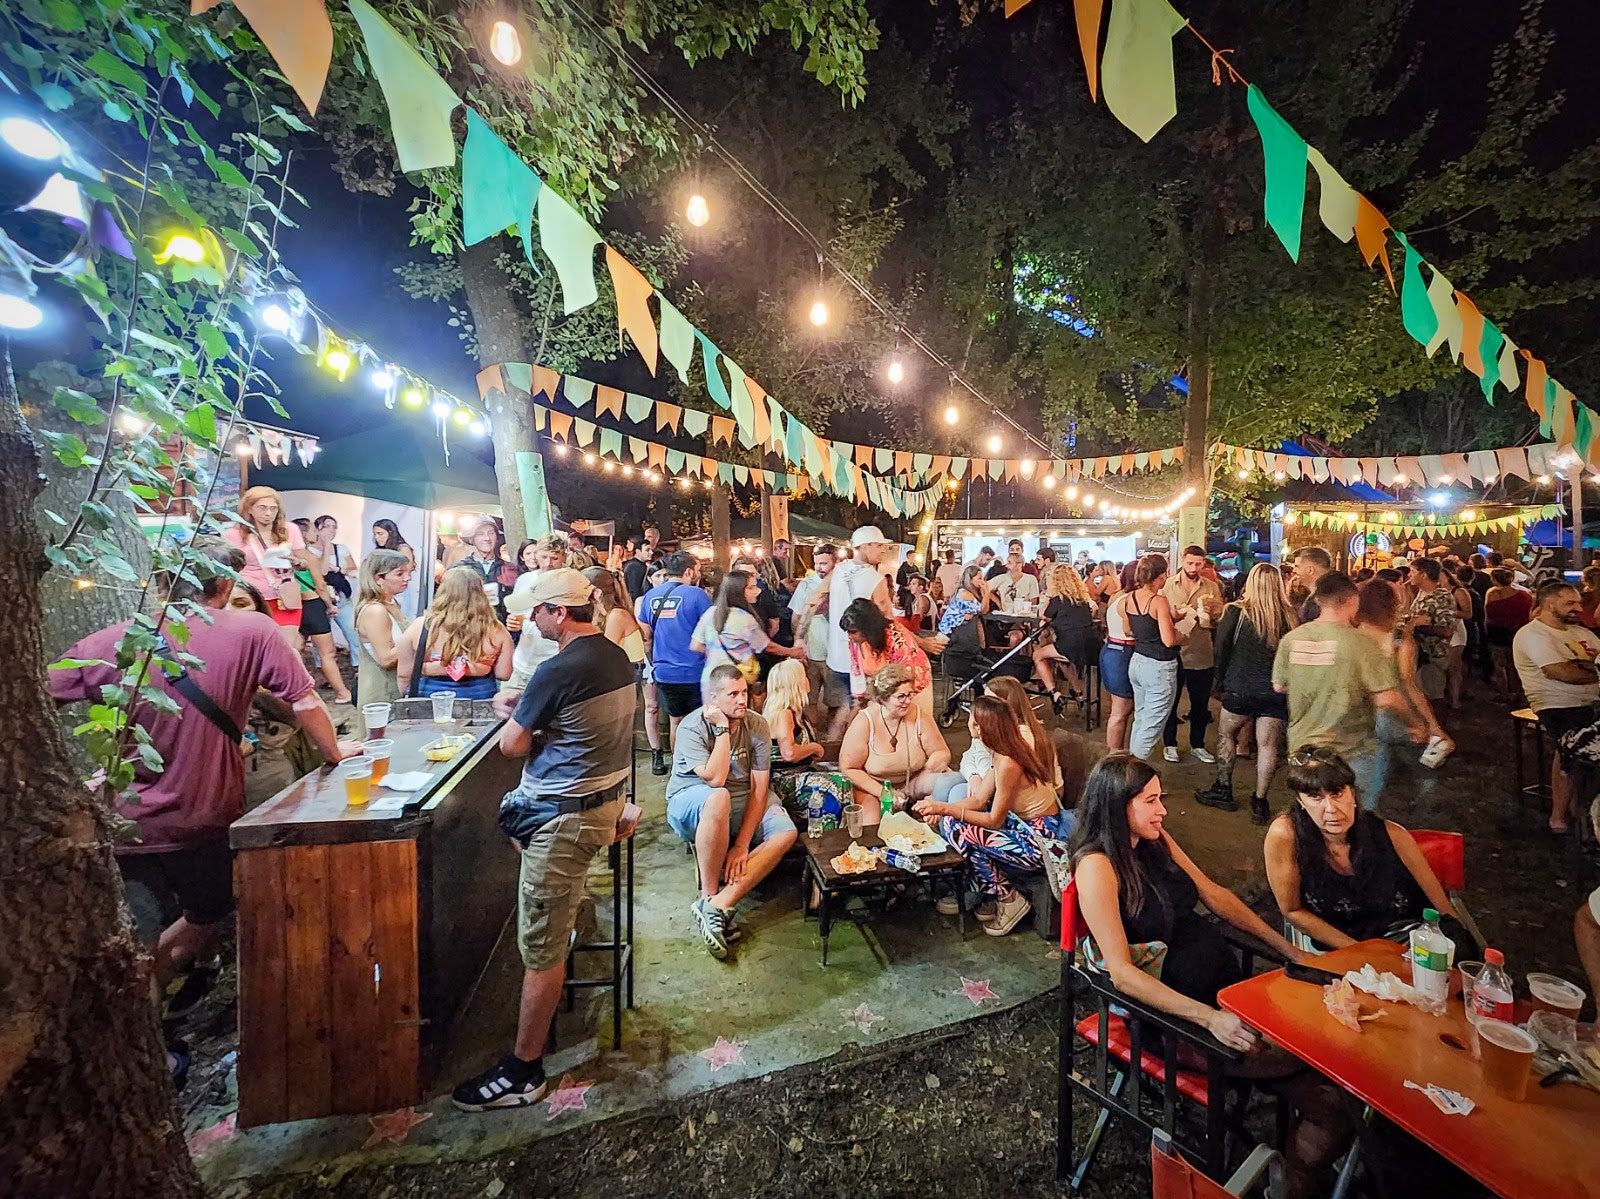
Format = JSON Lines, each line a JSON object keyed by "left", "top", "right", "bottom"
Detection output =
{"left": 1151, "top": 1129, "right": 1282, "bottom": 1199}
{"left": 1056, "top": 878, "right": 1262, "bottom": 1192}
{"left": 1409, "top": 828, "right": 1487, "bottom": 949}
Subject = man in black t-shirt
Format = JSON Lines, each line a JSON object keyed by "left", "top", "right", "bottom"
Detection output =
{"left": 453, "top": 569, "right": 635, "bottom": 1112}
{"left": 622, "top": 536, "right": 652, "bottom": 603}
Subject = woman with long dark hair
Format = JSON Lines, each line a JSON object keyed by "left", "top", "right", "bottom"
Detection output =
{"left": 1125, "top": 554, "right": 1184, "bottom": 760}
{"left": 1264, "top": 747, "right": 1471, "bottom": 953}
{"left": 1069, "top": 754, "right": 1347, "bottom": 1199}
{"left": 913, "top": 695, "right": 1066, "bottom": 936}
{"left": 690, "top": 568, "right": 802, "bottom": 702}
{"left": 371, "top": 518, "right": 415, "bottom": 568}
{"left": 840, "top": 595, "right": 933, "bottom": 717}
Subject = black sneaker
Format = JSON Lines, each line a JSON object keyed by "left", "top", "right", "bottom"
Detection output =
{"left": 1251, "top": 797, "right": 1272, "bottom": 825}
{"left": 452, "top": 1054, "right": 549, "bottom": 1111}
{"left": 1194, "top": 782, "right": 1238, "bottom": 812}
{"left": 651, "top": 749, "right": 668, "bottom": 776}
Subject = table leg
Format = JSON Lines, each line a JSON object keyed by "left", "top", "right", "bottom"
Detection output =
{"left": 1329, "top": 1106, "right": 1370, "bottom": 1199}
{"left": 819, "top": 884, "right": 832, "bottom": 967}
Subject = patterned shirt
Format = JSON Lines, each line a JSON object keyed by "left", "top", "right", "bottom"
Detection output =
{"left": 1410, "top": 586, "right": 1458, "bottom": 663}
{"left": 938, "top": 592, "right": 984, "bottom": 637}
{"left": 849, "top": 618, "right": 933, "bottom": 699}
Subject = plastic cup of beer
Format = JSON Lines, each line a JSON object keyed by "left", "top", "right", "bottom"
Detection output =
{"left": 362, "top": 702, "right": 391, "bottom": 738}
{"left": 362, "top": 739, "right": 394, "bottom": 784}
{"left": 843, "top": 802, "right": 863, "bottom": 839}
{"left": 1478, "top": 1020, "right": 1537, "bottom": 1101}
{"left": 341, "top": 757, "right": 373, "bottom": 807}
{"left": 1527, "top": 973, "right": 1586, "bottom": 1018}
{"left": 430, "top": 690, "right": 457, "bottom": 724}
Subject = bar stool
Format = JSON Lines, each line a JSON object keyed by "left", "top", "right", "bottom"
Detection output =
{"left": 563, "top": 824, "right": 636, "bottom": 1050}
{"left": 1510, "top": 707, "right": 1550, "bottom": 808}
{"left": 1079, "top": 655, "right": 1102, "bottom": 732}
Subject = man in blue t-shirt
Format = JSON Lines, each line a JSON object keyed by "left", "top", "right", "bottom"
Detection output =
{"left": 639, "top": 551, "right": 712, "bottom": 746}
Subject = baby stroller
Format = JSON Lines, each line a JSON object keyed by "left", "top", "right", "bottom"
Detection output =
{"left": 937, "top": 610, "right": 1052, "bottom": 728}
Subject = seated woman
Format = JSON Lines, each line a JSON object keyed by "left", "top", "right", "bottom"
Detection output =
{"left": 937, "top": 565, "right": 1029, "bottom": 687}
{"left": 762, "top": 659, "right": 849, "bottom": 830}
{"left": 913, "top": 695, "right": 1065, "bottom": 936}
{"left": 1070, "top": 754, "right": 1347, "bottom": 1199}
{"left": 396, "top": 565, "right": 514, "bottom": 700}
{"left": 1264, "top": 747, "right": 1478, "bottom": 956}
{"left": 1033, "top": 562, "right": 1097, "bottom": 713}
{"left": 838, "top": 663, "right": 961, "bottom": 828}
{"left": 985, "top": 675, "right": 1066, "bottom": 798}
{"left": 840, "top": 596, "right": 935, "bottom": 718}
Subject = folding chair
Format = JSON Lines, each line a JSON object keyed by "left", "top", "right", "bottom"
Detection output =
{"left": 1408, "top": 828, "right": 1487, "bottom": 951}
{"left": 1151, "top": 1129, "right": 1282, "bottom": 1199}
{"left": 1056, "top": 879, "right": 1268, "bottom": 1192}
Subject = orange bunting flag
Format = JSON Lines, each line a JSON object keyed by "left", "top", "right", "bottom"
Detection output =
{"left": 475, "top": 364, "right": 506, "bottom": 399}
{"left": 1004, "top": 0, "right": 1037, "bottom": 15}
{"left": 532, "top": 365, "right": 560, "bottom": 402}
{"left": 655, "top": 403, "right": 682, "bottom": 433}
{"left": 1075, "top": 0, "right": 1106, "bottom": 101}
{"left": 1455, "top": 293, "right": 1487, "bottom": 377}
{"left": 894, "top": 450, "right": 914, "bottom": 475}
{"left": 194, "top": 0, "right": 332, "bottom": 115}
{"left": 1520, "top": 350, "right": 1547, "bottom": 422}
{"left": 710, "top": 416, "right": 735, "bottom": 445}
{"left": 647, "top": 442, "right": 667, "bottom": 468}
{"left": 594, "top": 385, "right": 624, "bottom": 420}
{"left": 745, "top": 377, "right": 771, "bottom": 447}
{"left": 1353, "top": 197, "right": 1394, "bottom": 291}
{"left": 930, "top": 454, "right": 951, "bottom": 479}
{"left": 855, "top": 445, "right": 874, "bottom": 469}
{"left": 605, "top": 247, "right": 658, "bottom": 375}
{"left": 549, "top": 411, "right": 573, "bottom": 442}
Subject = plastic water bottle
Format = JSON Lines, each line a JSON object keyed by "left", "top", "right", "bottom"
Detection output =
{"left": 1408, "top": 908, "right": 1454, "bottom": 1015}
{"left": 879, "top": 848, "right": 923, "bottom": 874}
{"left": 1469, "top": 948, "right": 1516, "bottom": 1025}
{"left": 879, "top": 780, "right": 895, "bottom": 821}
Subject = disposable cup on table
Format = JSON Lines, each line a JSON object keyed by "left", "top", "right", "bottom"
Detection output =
{"left": 1527, "top": 973, "right": 1585, "bottom": 1018}
{"left": 1457, "top": 961, "right": 1486, "bottom": 1056}
{"left": 1478, "top": 1020, "right": 1537, "bottom": 1101}
{"left": 843, "top": 802, "right": 863, "bottom": 839}
{"left": 430, "top": 690, "right": 457, "bottom": 724}
{"left": 361, "top": 702, "right": 391, "bottom": 738}
{"left": 362, "top": 738, "right": 394, "bottom": 784}
{"left": 341, "top": 757, "right": 373, "bottom": 807}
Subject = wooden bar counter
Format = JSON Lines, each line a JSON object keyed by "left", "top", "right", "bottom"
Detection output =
{"left": 230, "top": 716, "right": 521, "bottom": 1127}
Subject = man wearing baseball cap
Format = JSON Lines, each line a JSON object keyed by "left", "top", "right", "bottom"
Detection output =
{"left": 453, "top": 568, "right": 635, "bottom": 1111}
{"left": 808, "top": 526, "right": 895, "bottom": 711}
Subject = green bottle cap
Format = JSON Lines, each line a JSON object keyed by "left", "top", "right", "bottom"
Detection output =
{"left": 1423, "top": 908, "right": 1440, "bottom": 922}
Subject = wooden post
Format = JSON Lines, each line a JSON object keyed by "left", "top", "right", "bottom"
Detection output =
{"left": 710, "top": 484, "right": 731, "bottom": 569}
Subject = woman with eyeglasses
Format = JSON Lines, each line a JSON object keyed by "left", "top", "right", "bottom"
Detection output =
{"left": 1264, "top": 747, "right": 1475, "bottom": 955}
{"left": 1069, "top": 753, "right": 1349, "bottom": 1199}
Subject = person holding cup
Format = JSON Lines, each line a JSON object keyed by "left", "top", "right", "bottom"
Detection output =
{"left": 1159, "top": 545, "right": 1226, "bottom": 765}
{"left": 354, "top": 549, "right": 414, "bottom": 712}
{"left": 397, "top": 565, "right": 514, "bottom": 701}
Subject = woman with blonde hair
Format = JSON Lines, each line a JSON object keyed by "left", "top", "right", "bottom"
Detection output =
{"left": 396, "top": 564, "right": 514, "bottom": 700}
{"left": 584, "top": 566, "right": 645, "bottom": 666}
{"left": 223, "top": 485, "right": 323, "bottom": 651}
{"left": 354, "top": 549, "right": 414, "bottom": 709}
{"left": 1033, "top": 562, "right": 1097, "bottom": 713}
{"left": 838, "top": 663, "right": 962, "bottom": 828}
{"left": 763, "top": 658, "right": 850, "bottom": 833}
{"left": 1196, "top": 562, "right": 1298, "bottom": 824}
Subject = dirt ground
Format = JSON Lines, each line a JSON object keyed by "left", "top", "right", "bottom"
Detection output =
{"left": 214, "top": 686, "right": 1595, "bottom": 1199}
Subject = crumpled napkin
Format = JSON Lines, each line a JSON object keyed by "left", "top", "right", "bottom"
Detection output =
{"left": 1344, "top": 963, "right": 1420, "bottom": 1006}
{"left": 1404, "top": 1079, "right": 1475, "bottom": 1115}
{"left": 377, "top": 770, "right": 435, "bottom": 792}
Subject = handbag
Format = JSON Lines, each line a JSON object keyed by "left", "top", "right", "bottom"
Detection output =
{"left": 252, "top": 534, "right": 302, "bottom": 610}
{"left": 717, "top": 630, "right": 761, "bottom": 683}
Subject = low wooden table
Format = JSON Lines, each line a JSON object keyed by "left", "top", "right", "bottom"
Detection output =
{"left": 1218, "top": 939, "right": 1600, "bottom": 1199}
{"left": 230, "top": 717, "right": 521, "bottom": 1127}
{"left": 800, "top": 828, "right": 969, "bottom": 965}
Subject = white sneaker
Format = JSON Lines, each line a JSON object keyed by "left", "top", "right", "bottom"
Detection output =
{"left": 1192, "top": 747, "right": 1216, "bottom": 765}
{"left": 1162, "top": 747, "right": 1180, "bottom": 763}
{"left": 982, "top": 891, "right": 1032, "bottom": 936}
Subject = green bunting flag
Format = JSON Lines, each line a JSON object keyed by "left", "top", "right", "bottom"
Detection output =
{"left": 697, "top": 333, "right": 733, "bottom": 410}
{"left": 563, "top": 376, "right": 594, "bottom": 409}
{"left": 1395, "top": 233, "right": 1438, "bottom": 349}
{"left": 1477, "top": 319, "right": 1506, "bottom": 404}
{"left": 346, "top": 0, "right": 461, "bottom": 173}
{"left": 682, "top": 408, "right": 710, "bottom": 437}
{"left": 1100, "top": 0, "right": 1188, "bottom": 143}
{"left": 657, "top": 295, "right": 695, "bottom": 385}
{"left": 461, "top": 111, "right": 540, "bottom": 256}
{"left": 1246, "top": 86, "right": 1308, "bottom": 262}
{"left": 1306, "top": 147, "right": 1358, "bottom": 243}
{"left": 536, "top": 185, "right": 602, "bottom": 314}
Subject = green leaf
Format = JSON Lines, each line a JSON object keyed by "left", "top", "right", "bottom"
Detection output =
{"left": 270, "top": 103, "right": 312, "bottom": 133}
{"left": 182, "top": 404, "right": 217, "bottom": 442}
{"left": 34, "top": 81, "right": 73, "bottom": 111}
{"left": 52, "top": 386, "right": 105, "bottom": 425}
{"left": 49, "top": 657, "right": 107, "bottom": 670}
{"left": 100, "top": 555, "right": 141, "bottom": 582}
{"left": 196, "top": 321, "right": 230, "bottom": 360}
{"left": 40, "top": 429, "right": 89, "bottom": 468}
{"left": 84, "top": 49, "right": 146, "bottom": 92}
{"left": 102, "top": 98, "right": 134, "bottom": 124}
{"left": 136, "top": 742, "right": 166, "bottom": 773}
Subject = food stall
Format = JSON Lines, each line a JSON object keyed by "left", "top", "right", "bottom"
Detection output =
{"left": 1270, "top": 501, "right": 1537, "bottom": 573}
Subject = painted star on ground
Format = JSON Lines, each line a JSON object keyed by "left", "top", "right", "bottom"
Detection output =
{"left": 956, "top": 976, "right": 998, "bottom": 1006}
{"left": 544, "top": 1075, "right": 594, "bottom": 1120}
{"left": 362, "top": 1106, "right": 433, "bottom": 1148}
{"left": 843, "top": 1002, "right": 883, "bottom": 1034}
{"left": 699, "top": 1036, "right": 747, "bottom": 1072}
{"left": 185, "top": 1112, "right": 236, "bottom": 1157}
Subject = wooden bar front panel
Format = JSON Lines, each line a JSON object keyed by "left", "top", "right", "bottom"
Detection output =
{"left": 236, "top": 839, "right": 420, "bottom": 1128}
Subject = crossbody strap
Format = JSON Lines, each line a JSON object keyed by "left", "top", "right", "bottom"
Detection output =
{"left": 154, "top": 634, "right": 243, "bottom": 743}
{"left": 407, "top": 620, "right": 429, "bottom": 698}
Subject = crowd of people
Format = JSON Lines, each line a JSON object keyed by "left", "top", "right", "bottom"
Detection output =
{"left": 50, "top": 495, "right": 1600, "bottom": 1140}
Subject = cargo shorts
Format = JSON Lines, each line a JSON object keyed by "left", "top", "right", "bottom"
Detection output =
{"left": 516, "top": 796, "right": 625, "bottom": 971}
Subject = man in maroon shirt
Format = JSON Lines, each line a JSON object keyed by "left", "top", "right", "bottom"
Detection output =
{"left": 51, "top": 540, "right": 356, "bottom": 988}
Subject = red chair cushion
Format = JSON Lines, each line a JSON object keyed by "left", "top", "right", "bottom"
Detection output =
{"left": 1151, "top": 1136, "right": 1234, "bottom": 1199}
{"left": 1410, "top": 829, "right": 1465, "bottom": 892}
{"left": 1075, "top": 1013, "right": 1212, "bottom": 1106}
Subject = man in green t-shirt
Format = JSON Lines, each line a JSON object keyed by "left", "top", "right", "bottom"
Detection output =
{"left": 1272, "top": 571, "right": 1425, "bottom": 811}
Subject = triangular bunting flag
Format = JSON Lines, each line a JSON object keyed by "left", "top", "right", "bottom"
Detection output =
{"left": 655, "top": 403, "right": 682, "bottom": 433}
{"left": 563, "top": 376, "right": 594, "bottom": 409}
{"left": 347, "top": 0, "right": 461, "bottom": 173}
{"left": 1422, "top": 266, "right": 1463, "bottom": 360}
{"left": 531, "top": 365, "right": 559, "bottom": 401}
{"left": 1074, "top": 0, "right": 1106, "bottom": 101}
{"left": 625, "top": 392, "right": 654, "bottom": 423}
{"left": 711, "top": 416, "right": 735, "bottom": 445}
{"left": 1394, "top": 234, "right": 1438, "bottom": 349}
{"left": 605, "top": 246, "right": 658, "bottom": 374}
{"left": 1306, "top": 147, "right": 1358, "bottom": 243}
{"left": 1353, "top": 197, "right": 1394, "bottom": 290}
{"left": 1101, "top": 0, "right": 1188, "bottom": 143}
{"left": 594, "top": 385, "right": 624, "bottom": 420}
{"left": 462, "top": 110, "right": 539, "bottom": 254}
{"left": 537, "top": 185, "right": 602, "bottom": 314}
{"left": 1246, "top": 86, "right": 1308, "bottom": 262}
{"left": 682, "top": 408, "right": 709, "bottom": 437}
{"left": 658, "top": 296, "right": 695, "bottom": 384}
{"left": 574, "top": 419, "right": 596, "bottom": 447}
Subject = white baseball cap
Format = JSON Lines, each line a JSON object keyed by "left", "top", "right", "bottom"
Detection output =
{"left": 851, "top": 525, "right": 889, "bottom": 548}
{"left": 504, "top": 567, "right": 592, "bottom": 614}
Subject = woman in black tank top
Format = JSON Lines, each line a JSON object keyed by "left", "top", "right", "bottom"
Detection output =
{"left": 1125, "top": 554, "right": 1183, "bottom": 759}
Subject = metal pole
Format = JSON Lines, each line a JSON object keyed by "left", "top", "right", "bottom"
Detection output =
{"left": 1573, "top": 475, "right": 1586, "bottom": 569}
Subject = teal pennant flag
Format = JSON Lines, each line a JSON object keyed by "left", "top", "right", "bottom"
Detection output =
{"left": 696, "top": 333, "right": 733, "bottom": 411}
{"left": 1477, "top": 319, "right": 1505, "bottom": 404}
{"left": 536, "top": 185, "right": 601, "bottom": 314}
{"left": 682, "top": 408, "right": 709, "bottom": 437}
{"left": 1246, "top": 85, "right": 1308, "bottom": 262}
{"left": 562, "top": 376, "right": 594, "bottom": 409}
{"left": 599, "top": 427, "right": 623, "bottom": 461}
{"left": 724, "top": 359, "right": 757, "bottom": 448}
{"left": 347, "top": 0, "right": 461, "bottom": 172}
{"left": 624, "top": 391, "right": 654, "bottom": 423}
{"left": 461, "top": 110, "right": 539, "bottom": 256}
{"left": 1395, "top": 233, "right": 1439, "bottom": 349}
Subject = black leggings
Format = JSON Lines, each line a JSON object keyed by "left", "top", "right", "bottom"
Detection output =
{"left": 1163, "top": 666, "right": 1215, "bottom": 749}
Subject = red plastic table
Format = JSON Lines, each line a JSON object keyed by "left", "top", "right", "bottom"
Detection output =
{"left": 1217, "top": 939, "right": 1600, "bottom": 1199}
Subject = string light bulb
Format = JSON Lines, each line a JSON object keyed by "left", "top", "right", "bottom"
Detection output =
{"left": 0, "top": 295, "right": 44, "bottom": 331}
{"left": 322, "top": 345, "right": 353, "bottom": 379}
{"left": 943, "top": 403, "right": 960, "bottom": 426}
{"left": 451, "top": 408, "right": 472, "bottom": 427}
{"left": 469, "top": 418, "right": 487, "bottom": 437}
{"left": 488, "top": 19, "right": 522, "bottom": 65}
{"left": 430, "top": 398, "right": 451, "bottom": 420}
{"left": 886, "top": 356, "right": 905, "bottom": 385}
{"left": 685, "top": 193, "right": 709, "bottom": 227}
{"left": 552, "top": 444, "right": 568, "bottom": 457}
{"left": 257, "top": 302, "right": 293, "bottom": 334}
{"left": 158, "top": 232, "right": 207, "bottom": 265}
{"left": 808, "top": 298, "right": 829, "bottom": 327}
{"left": 0, "top": 116, "right": 65, "bottom": 161}
{"left": 370, "top": 367, "right": 395, "bottom": 390}
{"left": 583, "top": 452, "right": 597, "bottom": 465}
{"left": 401, "top": 386, "right": 425, "bottom": 408}
{"left": 987, "top": 434, "right": 1003, "bottom": 454}
{"left": 1042, "top": 474, "right": 1056, "bottom": 490}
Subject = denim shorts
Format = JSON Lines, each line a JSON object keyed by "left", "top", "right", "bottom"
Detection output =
{"left": 1099, "top": 641, "right": 1134, "bottom": 699}
{"left": 667, "top": 783, "right": 795, "bottom": 848}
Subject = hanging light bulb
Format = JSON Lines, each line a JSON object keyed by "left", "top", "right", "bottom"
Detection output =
{"left": 451, "top": 408, "right": 472, "bottom": 427}
{"left": 488, "top": 19, "right": 523, "bottom": 65}
{"left": 685, "top": 193, "right": 710, "bottom": 227}
{"left": 987, "top": 433, "right": 1003, "bottom": 454}
{"left": 400, "top": 386, "right": 426, "bottom": 408}
{"left": 469, "top": 418, "right": 487, "bottom": 437}
{"left": 886, "top": 356, "right": 905, "bottom": 385}
{"left": 370, "top": 366, "right": 396, "bottom": 390}
{"left": 322, "top": 345, "right": 353, "bottom": 379}
{"left": 0, "top": 294, "right": 44, "bottom": 331}
{"left": 158, "top": 232, "right": 207, "bottom": 265}
{"left": 942, "top": 403, "right": 960, "bottom": 426}
{"left": 0, "top": 116, "right": 66, "bottom": 162}
{"left": 808, "top": 298, "right": 829, "bottom": 327}
{"left": 430, "top": 398, "right": 451, "bottom": 420}
{"left": 257, "top": 301, "right": 293, "bottom": 334}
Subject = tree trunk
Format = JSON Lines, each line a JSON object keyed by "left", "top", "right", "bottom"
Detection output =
{"left": 461, "top": 238, "right": 536, "bottom": 547}
{"left": 0, "top": 351, "right": 204, "bottom": 1197}
{"left": 1183, "top": 203, "right": 1225, "bottom": 508}
{"left": 710, "top": 485, "right": 731, "bottom": 569}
